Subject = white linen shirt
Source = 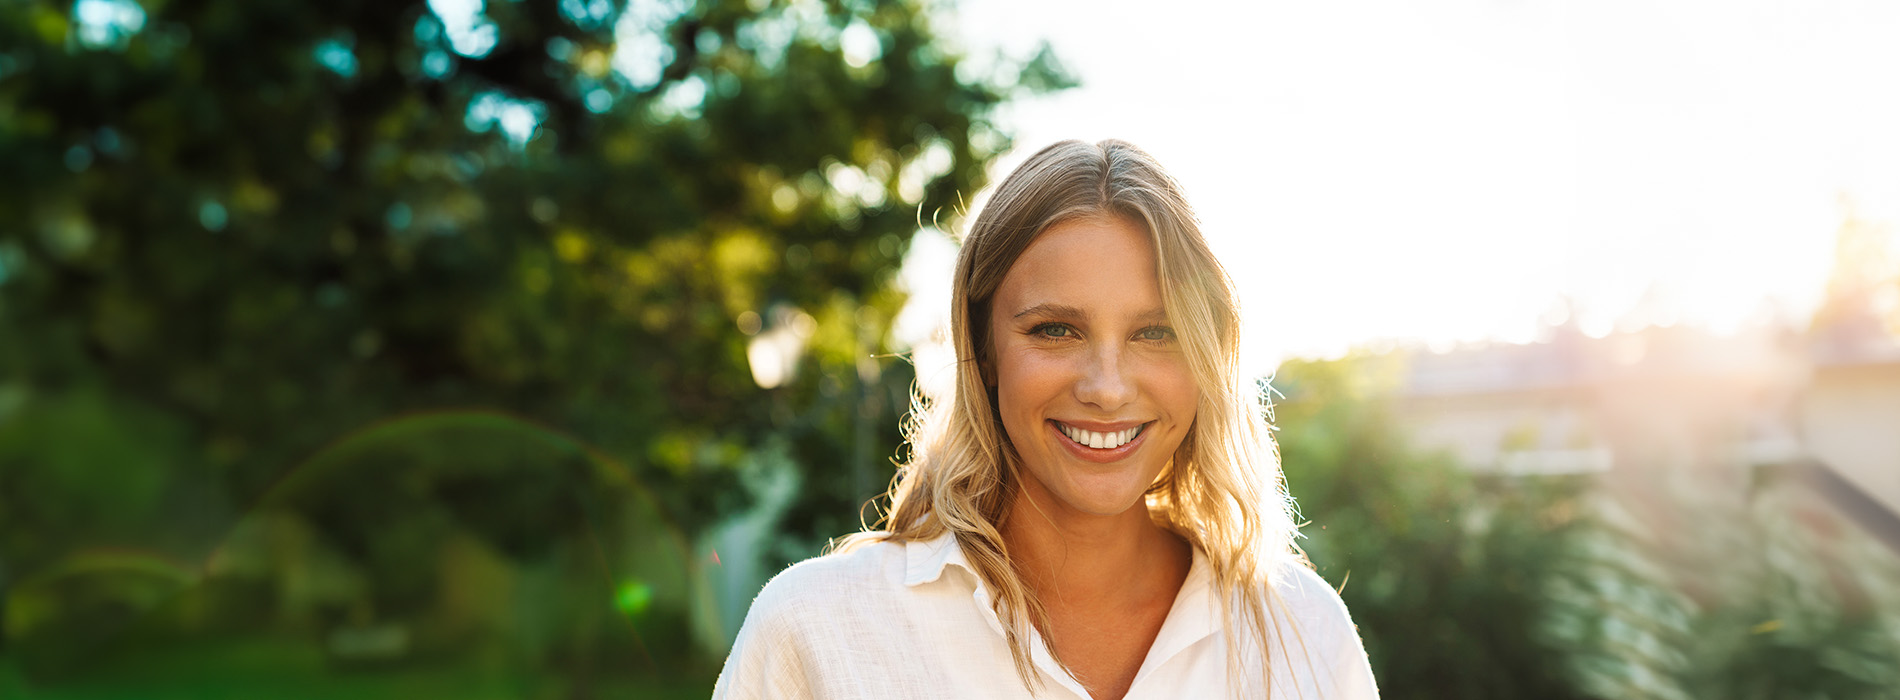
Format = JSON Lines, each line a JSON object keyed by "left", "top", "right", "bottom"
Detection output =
{"left": 712, "top": 532, "right": 1379, "bottom": 699}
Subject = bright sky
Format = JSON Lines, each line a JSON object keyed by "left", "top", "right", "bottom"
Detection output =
{"left": 897, "top": 0, "right": 1900, "bottom": 377}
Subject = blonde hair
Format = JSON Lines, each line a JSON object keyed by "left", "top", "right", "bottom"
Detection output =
{"left": 836, "top": 139, "right": 1306, "bottom": 694}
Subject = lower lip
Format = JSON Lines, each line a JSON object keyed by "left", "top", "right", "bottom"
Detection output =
{"left": 1048, "top": 421, "right": 1149, "bottom": 463}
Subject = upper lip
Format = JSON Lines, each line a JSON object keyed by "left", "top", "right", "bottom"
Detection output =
{"left": 1051, "top": 419, "right": 1150, "bottom": 432}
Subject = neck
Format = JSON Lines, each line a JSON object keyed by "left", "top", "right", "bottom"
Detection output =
{"left": 1000, "top": 478, "right": 1188, "bottom": 607}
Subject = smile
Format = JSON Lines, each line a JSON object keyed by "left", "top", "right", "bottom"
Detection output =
{"left": 1053, "top": 421, "right": 1149, "bottom": 450}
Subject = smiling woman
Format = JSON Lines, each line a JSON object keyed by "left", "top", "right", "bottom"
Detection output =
{"left": 713, "top": 140, "right": 1378, "bottom": 700}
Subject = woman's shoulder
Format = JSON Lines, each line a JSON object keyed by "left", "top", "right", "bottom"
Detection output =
{"left": 1266, "top": 558, "right": 1361, "bottom": 647}
{"left": 716, "top": 535, "right": 967, "bottom": 698}
{"left": 715, "top": 537, "right": 910, "bottom": 699}
{"left": 1270, "top": 559, "right": 1354, "bottom": 619}
{"left": 742, "top": 534, "right": 909, "bottom": 628}
{"left": 1261, "top": 558, "right": 1380, "bottom": 698}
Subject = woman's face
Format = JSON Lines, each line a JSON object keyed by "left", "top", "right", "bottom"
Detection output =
{"left": 986, "top": 214, "right": 1198, "bottom": 518}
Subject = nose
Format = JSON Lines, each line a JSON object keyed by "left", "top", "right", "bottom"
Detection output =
{"left": 1075, "top": 344, "right": 1135, "bottom": 411}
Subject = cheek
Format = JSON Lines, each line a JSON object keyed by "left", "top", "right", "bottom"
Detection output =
{"left": 995, "top": 348, "right": 1073, "bottom": 417}
{"left": 1145, "top": 358, "right": 1200, "bottom": 423}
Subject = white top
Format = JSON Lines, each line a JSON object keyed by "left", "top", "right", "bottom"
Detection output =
{"left": 712, "top": 531, "right": 1379, "bottom": 699}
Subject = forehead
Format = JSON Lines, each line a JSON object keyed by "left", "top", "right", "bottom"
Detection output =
{"left": 993, "top": 215, "right": 1162, "bottom": 314}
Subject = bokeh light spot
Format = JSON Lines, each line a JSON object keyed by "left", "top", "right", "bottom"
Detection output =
{"left": 197, "top": 200, "right": 227, "bottom": 232}
{"left": 63, "top": 144, "right": 92, "bottom": 172}
{"left": 655, "top": 75, "right": 706, "bottom": 118}
{"left": 313, "top": 37, "right": 358, "bottom": 79}
{"left": 839, "top": 19, "right": 881, "bottom": 68}
{"left": 421, "top": 50, "right": 453, "bottom": 79}
{"left": 614, "top": 580, "right": 653, "bottom": 618}
{"left": 612, "top": 0, "right": 687, "bottom": 90}
{"left": 465, "top": 92, "right": 545, "bottom": 147}
{"left": 583, "top": 87, "right": 613, "bottom": 114}
{"left": 72, "top": 0, "right": 145, "bottom": 49}
{"left": 384, "top": 202, "right": 412, "bottom": 230}
{"left": 427, "top": 0, "right": 497, "bottom": 58}
{"left": 93, "top": 127, "right": 124, "bottom": 157}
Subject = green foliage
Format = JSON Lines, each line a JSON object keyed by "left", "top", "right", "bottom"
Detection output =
{"left": 1273, "top": 353, "right": 1900, "bottom": 700}
{"left": 1273, "top": 354, "right": 1596, "bottom": 698}
{"left": 0, "top": 388, "right": 184, "bottom": 544}
{"left": 0, "top": 0, "right": 1051, "bottom": 536}
{"left": 1670, "top": 475, "right": 1900, "bottom": 699}
{"left": 0, "top": 0, "right": 1069, "bottom": 693}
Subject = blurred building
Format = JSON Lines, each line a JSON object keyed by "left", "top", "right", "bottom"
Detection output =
{"left": 1797, "top": 305, "right": 1900, "bottom": 553}
{"left": 1390, "top": 311, "right": 1900, "bottom": 555}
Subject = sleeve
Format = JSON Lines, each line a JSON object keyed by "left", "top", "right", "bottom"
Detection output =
{"left": 1326, "top": 611, "right": 1379, "bottom": 700}
{"left": 1281, "top": 566, "right": 1380, "bottom": 699}
{"left": 1310, "top": 571, "right": 1379, "bottom": 700}
{"left": 710, "top": 578, "right": 815, "bottom": 700}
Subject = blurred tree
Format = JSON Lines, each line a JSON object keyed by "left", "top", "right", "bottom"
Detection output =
{"left": 1272, "top": 353, "right": 1900, "bottom": 700}
{"left": 1272, "top": 355, "right": 1599, "bottom": 699}
{"left": 0, "top": 0, "right": 1071, "bottom": 688}
{"left": 1660, "top": 467, "right": 1900, "bottom": 699}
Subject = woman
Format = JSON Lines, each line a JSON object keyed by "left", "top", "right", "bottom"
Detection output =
{"left": 713, "top": 140, "right": 1377, "bottom": 699}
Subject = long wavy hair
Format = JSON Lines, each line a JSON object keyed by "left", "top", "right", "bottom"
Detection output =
{"left": 835, "top": 139, "right": 1307, "bottom": 695}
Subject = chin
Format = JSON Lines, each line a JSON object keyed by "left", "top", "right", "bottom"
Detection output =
{"left": 1050, "top": 472, "right": 1157, "bottom": 517}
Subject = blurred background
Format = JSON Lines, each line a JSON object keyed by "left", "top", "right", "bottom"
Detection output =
{"left": 2, "top": 0, "right": 1898, "bottom": 698}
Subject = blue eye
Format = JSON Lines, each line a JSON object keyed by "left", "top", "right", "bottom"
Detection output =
{"left": 1138, "top": 326, "right": 1176, "bottom": 342}
{"left": 1032, "top": 323, "right": 1074, "bottom": 339}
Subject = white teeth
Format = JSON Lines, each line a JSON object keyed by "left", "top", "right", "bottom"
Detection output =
{"left": 1059, "top": 423, "right": 1143, "bottom": 450}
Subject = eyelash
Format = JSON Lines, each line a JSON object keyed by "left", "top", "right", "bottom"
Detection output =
{"left": 1029, "top": 323, "right": 1176, "bottom": 343}
{"left": 1138, "top": 326, "right": 1176, "bottom": 342}
{"left": 1030, "top": 323, "right": 1074, "bottom": 340}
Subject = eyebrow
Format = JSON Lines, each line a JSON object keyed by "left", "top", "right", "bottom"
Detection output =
{"left": 1012, "top": 303, "right": 1169, "bottom": 322}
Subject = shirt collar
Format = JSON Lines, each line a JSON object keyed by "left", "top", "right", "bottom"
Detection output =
{"left": 901, "top": 529, "right": 1222, "bottom": 646}
{"left": 1133, "top": 543, "right": 1219, "bottom": 684}
{"left": 901, "top": 529, "right": 1222, "bottom": 698}
{"left": 902, "top": 530, "right": 974, "bottom": 587}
